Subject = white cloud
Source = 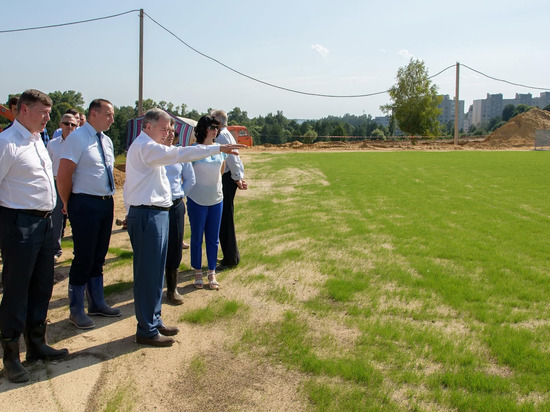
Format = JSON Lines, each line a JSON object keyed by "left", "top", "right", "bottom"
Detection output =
{"left": 311, "top": 44, "right": 330, "bottom": 59}
{"left": 398, "top": 49, "right": 414, "bottom": 59}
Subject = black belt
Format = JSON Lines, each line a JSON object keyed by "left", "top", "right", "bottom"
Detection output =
{"left": 172, "top": 197, "right": 183, "bottom": 207}
{"left": 73, "top": 193, "right": 113, "bottom": 200}
{"left": 17, "top": 209, "right": 52, "bottom": 218}
{"left": 133, "top": 205, "right": 170, "bottom": 212}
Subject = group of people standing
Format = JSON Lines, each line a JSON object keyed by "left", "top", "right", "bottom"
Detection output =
{"left": 0, "top": 89, "right": 246, "bottom": 382}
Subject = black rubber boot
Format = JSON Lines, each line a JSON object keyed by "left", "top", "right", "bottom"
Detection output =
{"left": 1, "top": 338, "right": 29, "bottom": 383}
{"left": 24, "top": 323, "right": 69, "bottom": 362}
{"left": 165, "top": 268, "right": 184, "bottom": 305}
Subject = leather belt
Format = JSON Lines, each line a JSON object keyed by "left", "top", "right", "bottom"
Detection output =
{"left": 17, "top": 209, "right": 52, "bottom": 218}
{"left": 73, "top": 193, "right": 113, "bottom": 200}
{"left": 133, "top": 205, "right": 170, "bottom": 212}
{"left": 172, "top": 197, "right": 183, "bottom": 207}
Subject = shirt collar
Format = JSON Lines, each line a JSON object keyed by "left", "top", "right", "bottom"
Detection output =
{"left": 82, "top": 121, "right": 101, "bottom": 137}
{"left": 12, "top": 119, "right": 41, "bottom": 142}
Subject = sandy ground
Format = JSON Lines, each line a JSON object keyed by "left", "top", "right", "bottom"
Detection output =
{"left": 0, "top": 157, "right": 308, "bottom": 411}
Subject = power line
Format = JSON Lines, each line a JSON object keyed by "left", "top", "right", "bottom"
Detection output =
{"left": 462, "top": 64, "right": 549, "bottom": 91}
{"left": 143, "top": 12, "right": 388, "bottom": 98}
{"left": 429, "top": 64, "right": 455, "bottom": 79}
{"left": 0, "top": 9, "right": 140, "bottom": 33}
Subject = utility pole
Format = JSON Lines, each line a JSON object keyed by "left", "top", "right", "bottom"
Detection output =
{"left": 138, "top": 9, "right": 144, "bottom": 116}
{"left": 454, "top": 62, "right": 460, "bottom": 146}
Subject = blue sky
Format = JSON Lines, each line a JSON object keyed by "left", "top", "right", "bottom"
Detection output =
{"left": 2, "top": 0, "right": 549, "bottom": 119}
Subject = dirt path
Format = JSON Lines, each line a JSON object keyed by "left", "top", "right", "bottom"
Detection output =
{"left": 0, "top": 155, "right": 306, "bottom": 411}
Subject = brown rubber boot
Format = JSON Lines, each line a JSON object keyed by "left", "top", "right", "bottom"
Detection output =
{"left": 165, "top": 268, "right": 184, "bottom": 305}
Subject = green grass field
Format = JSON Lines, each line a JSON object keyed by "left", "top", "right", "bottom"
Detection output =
{"left": 233, "top": 151, "right": 550, "bottom": 411}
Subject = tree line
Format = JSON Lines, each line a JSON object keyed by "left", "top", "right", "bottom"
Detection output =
{"left": 3, "top": 84, "right": 549, "bottom": 156}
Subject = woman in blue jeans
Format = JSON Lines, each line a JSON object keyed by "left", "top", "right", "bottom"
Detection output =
{"left": 187, "top": 115, "right": 227, "bottom": 290}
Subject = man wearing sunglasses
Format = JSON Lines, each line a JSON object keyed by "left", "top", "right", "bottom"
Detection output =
{"left": 47, "top": 114, "right": 78, "bottom": 262}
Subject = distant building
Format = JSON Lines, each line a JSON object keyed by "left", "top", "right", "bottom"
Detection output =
{"left": 467, "top": 92, "right": 550, "bottom": 127}
{"left": 374, "top": 116, "right": 390, "bottom": 128}
{"left": 438, "top": 95, "right": 465, "bottom": 131}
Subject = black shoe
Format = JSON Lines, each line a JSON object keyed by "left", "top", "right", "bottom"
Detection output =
{"left": 135, "top": 333, "right": 174, "bottom": 347}
{"left": 157, "top": 324, "right": 179, "bottom": 336}
{"left": 215, "top": 263, "right": 236, "bottom": 272}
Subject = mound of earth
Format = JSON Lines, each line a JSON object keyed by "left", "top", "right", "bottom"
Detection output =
{"left": 113, "top": 167, "right": 125, "bottom": 189}
{"left": 484, "top": 108, "right": 550, "bottom": 147}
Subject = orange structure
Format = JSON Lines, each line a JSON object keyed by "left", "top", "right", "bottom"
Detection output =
{"left": 226, "top": 125, "right": 253, "bottom": 147}
{"left": 0, "top": 104, "right": 15, "bottom": 132}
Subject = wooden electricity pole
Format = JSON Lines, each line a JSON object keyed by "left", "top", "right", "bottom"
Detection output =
{"left": 454, "top": 62, "right": 460, "bottom": 145}
{"left": 138, "top": 9, "right": 144, "bottom": 116}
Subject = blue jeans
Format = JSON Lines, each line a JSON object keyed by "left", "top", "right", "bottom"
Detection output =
{"left": 186, "top": 198, "right": 223, "bottom": 271}
{"left": 127, "top": 206, "right": 168, "bottom": 338}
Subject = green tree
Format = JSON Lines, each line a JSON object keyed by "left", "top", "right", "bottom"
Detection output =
{"left": 381, "top": 58, "right": 442, "bottom": 136}
{"left": 228, "top": 107, "right": 249, "bottom": 125}
{"left": 371, "top": 128, "right": 385, "bottom": 139}
{"left": 302, "top": 129, "right": 317, "bottom": 144}
{"left": 109, "top": 105, "right": 136, "bottom": 155}
{"left": 513, "top": 104, "right": 532, "bottom": 117}
{"left": 135, "top": 99, "right": 158, "bottom": 115}
{"left": 332, "top": 124, "right": 347, "bottom": 141}
{"left": 502, "top": 104, "right": 516, "bottom": 122}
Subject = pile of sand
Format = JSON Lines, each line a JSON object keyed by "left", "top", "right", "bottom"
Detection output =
{"left": 113, "top": 167, "right": 125, "bottom": 189}
{"left": 484, "top": 108, "right": 550, "bottom": 147}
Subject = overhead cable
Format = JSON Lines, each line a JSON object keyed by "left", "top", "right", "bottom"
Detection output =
{"left": 462, "top": 64, "right": 549, "bottom": 91}
{"left": 0, "top": 9, "right": 140, "bottom": 33}
{"left": 143, "top": 12, "right": 388, "bottom": 98}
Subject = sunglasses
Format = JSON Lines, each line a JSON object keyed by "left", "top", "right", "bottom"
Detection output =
{"left": 61, "top": 122, "right": 78, "bottom": 127}
{"left": 208, "top": 125, "right": 219, "bottom": 130}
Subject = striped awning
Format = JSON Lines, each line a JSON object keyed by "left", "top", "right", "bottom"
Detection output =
{"left": 126, "top": 111, "right": 197, "bottom": 149}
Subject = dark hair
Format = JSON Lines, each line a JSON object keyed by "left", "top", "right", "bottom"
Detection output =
{"left": 88, "top": 98, "right": 112, "bottom": 114}
{"left": 17, "top": 89, "right": 52, "bottom": 112}
{"left": 65, "top": 108, "right": 79, "bottom": 116}
{"left": 8, "top": 96, "right": 19, "bottom": 108}
{"left": 194, "top": 115, "right": 219, "bottom": 144}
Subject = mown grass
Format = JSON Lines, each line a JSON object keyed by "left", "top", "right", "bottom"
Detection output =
{"left": 236, "top": 151, "right": 550, "bottom": 411}
{"left": 180, "top": 298, "right": 247, "bottom": 324}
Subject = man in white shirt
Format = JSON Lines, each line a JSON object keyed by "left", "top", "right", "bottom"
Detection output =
{"left": 57, "top": 99, "right": 121, "bottom": 329}
{"left": 124, "top": 108, "right": 244, "bottom": 347}
{"left": 210, "top": 110, "right": 248, "bottom": 270}
{"left": 47, "top": 113, "right": 78, "bottom": 261}
{"left": 0, "top": 89, "right": 69, "bottom": 383}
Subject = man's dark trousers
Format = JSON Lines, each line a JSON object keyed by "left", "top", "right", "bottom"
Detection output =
{"left": 0, "top": 207, "right": 54, "bottom": 338}
{"left": 67, "top": 194, "right": 113, "bottom": 285}
{"left": 219, "top": 172, "right": 240, "bottom": 267}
